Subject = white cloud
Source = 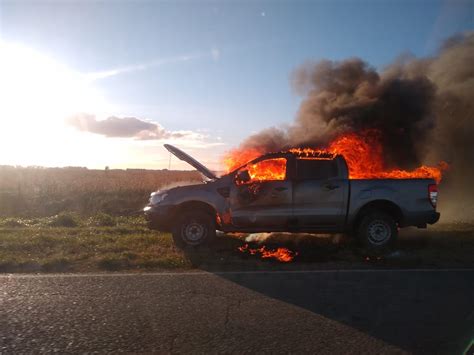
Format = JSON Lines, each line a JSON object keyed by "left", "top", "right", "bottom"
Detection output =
{"left": 67, "top": 113, "right": 225, "bottom": 150}
{"left": 68, "top": 113, "right": 201, "bottom": 140}
{"left": 85, "top": 49, "right": 219, "bottom": 81}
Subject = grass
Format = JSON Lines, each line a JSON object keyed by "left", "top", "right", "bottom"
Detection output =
{"left": 0, "top": 215, "right": 191, "bottom": 272}
{"left": 0, "top": 214, "right": 473, "bottom": 273}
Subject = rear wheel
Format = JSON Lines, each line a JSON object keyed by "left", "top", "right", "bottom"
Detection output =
{"left": 357, "top": 211, "right": 397, "bottom": 249}
{"left": 172, "top": 211, "right": 216, "bottom": 248}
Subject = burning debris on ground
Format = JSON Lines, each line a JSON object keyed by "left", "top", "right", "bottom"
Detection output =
{"left": 238, "top": 243, "right": 298, "bottom": 263}
{"left": 234, "top": 232, "right": 349, "bottom": 264}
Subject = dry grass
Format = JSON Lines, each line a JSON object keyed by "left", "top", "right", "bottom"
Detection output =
{"left": 0, "top": 216, "right": 191, "bottom": 272}
{"left": 0, "top": 166, "right": 201, "bottom": 216}
{"left": 0, "top": 216, "right": 472, "bottom": 273}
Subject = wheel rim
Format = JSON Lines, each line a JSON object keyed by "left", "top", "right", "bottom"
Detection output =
{"left": 182, "top": 221, "right": 206, "bottom": 244}
{"left": 367, "top": 220, "right": 391, "bottom": 245}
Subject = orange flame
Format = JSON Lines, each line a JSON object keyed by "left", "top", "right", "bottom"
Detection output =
{"left": 327, "top": 130, "right": 448, "bottom": 183}
{"left": 224, "top": 147, "right": 265, "bottom": 173}
{"left": 224, "top": 130, "right": 448, "bottom": 183}
{"left": 246, "top": 158, "right": 286, "bottom": 182}
{"left": 238, "top": 243, "right": 298, "bottom": 262}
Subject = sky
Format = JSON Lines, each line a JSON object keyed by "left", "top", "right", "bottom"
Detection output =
{"left": 0, "top": 0, "right": 472, "bottom": 171}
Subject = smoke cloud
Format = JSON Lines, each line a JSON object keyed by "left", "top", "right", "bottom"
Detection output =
{"left": 234, "top": 31, "right": 474, "bottom": 220}
{"left": 68, "top": 113, "right": 190, "bottom": 140}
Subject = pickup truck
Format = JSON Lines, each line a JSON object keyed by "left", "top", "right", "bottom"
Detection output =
{"left": 144, "top": 144, "right": 440, "bottom": 249}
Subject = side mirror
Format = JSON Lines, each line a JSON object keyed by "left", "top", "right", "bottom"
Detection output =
{"left": 236, "top": 170, "right": 251, "bottom": 183}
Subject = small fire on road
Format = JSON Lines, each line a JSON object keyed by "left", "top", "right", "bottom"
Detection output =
{"left": 238, "top": 243, "right": 298, "bottom": 262}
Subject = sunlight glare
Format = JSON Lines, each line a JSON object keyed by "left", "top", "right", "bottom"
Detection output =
{"left": 0, "top": 41, "right": 114, "bottom": 167}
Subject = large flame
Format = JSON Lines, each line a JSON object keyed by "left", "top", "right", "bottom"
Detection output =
{"left": 224, "top": 130, "right": 448, "bottom": 183}
{"left": 328, "top": 130, "right": 448, "bottom": 183}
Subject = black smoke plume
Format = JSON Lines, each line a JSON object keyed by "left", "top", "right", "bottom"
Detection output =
{"left": 234, "top": 32, "right": 474, "bottom": 220}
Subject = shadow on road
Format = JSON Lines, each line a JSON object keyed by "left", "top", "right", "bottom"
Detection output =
{"left": 183, "top": 227, "right": 474, "bottom": 354}
{"left": 218, "top": 268, "right": 473, "bottom": 354}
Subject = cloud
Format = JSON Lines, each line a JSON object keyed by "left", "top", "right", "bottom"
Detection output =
{"left": 85, "top": 54, "right": 200, "bottom": 81}
{"left": 67, "top": 113, "right": 197, "bottom": 140}
{"left": 86, "top": 48, "right": 221, "bottom": 81}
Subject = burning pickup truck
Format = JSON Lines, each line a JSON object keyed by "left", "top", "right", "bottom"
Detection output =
{"left": 144, "top": 141, "right": 440, "bottom": 250}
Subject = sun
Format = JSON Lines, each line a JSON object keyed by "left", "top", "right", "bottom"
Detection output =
{"left": 0, "top": 41, "right": 114, "bottom": 166}
{"left": 0, "top": 41, "right": 109, "bottom": 124}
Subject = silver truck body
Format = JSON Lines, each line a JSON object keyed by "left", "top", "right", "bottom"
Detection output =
{"left": 144, "top": 146, "right": 439, "bottom": 236}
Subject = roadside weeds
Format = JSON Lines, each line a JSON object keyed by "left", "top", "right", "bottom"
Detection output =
{"left": 0, "top": 216, "right": 472, "bottom": 273}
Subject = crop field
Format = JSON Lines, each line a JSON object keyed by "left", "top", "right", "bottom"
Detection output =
{"left": 0, "top": 166, "right": 201, "bottom": 217}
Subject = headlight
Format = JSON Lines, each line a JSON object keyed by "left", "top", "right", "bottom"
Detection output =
{"left": 149, "top": 192, "right": 168, "bottom": 205}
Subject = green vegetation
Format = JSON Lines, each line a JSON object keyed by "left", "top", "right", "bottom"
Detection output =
{"left": 0, "top": 215, "right": 192, "bottom": 272}
{"left": 0, "top": 214, "right": 473, "bottom": 273}
{"left": 48, "top": 212, "right": 80, "bottom": 227}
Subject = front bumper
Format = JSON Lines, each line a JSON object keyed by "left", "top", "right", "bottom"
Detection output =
{"left": 143, "top": 205, "right": 173, "bottom": 231}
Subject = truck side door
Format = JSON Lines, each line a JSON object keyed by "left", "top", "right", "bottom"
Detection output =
{"left": 292, "top": 158, "right": 348, "bottom": 229}
{"left": 229, "top": 157, "right": 292, "bottom": 229}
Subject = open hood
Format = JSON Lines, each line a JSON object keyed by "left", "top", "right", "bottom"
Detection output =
{"left": 164, "top": 144, "right": 217, "bottom": 180}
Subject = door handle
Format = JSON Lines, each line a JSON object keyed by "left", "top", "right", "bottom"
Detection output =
{"left": 324, "top": 184, "right": 340, "bottom": 190}
{"left": 274, "top": 187, "right": 288, "bottom": 192}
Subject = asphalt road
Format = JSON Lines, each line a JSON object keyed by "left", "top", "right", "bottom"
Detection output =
{"left": 1, "top": 270, "right": 473, "bottom": 354}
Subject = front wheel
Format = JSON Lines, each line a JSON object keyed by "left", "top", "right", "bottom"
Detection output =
{"left": 357, "top": 211, "right": 398, "bottom": 249}
{"left": 172, "top": 211, "right": 216, "bottom": 248}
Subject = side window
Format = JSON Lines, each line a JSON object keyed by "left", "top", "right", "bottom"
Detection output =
{"left": 296, "top": 159, "right": 337, "bottom": 180}
{"left": 236, "top": 158, "right": 287, "bottom": 184}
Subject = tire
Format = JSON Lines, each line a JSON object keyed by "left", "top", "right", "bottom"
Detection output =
{"left": 357, "top": 211, "right": 398, "bottom": 249}
{"left": 172, "top": 211, "right": 216, "bottom": 248}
